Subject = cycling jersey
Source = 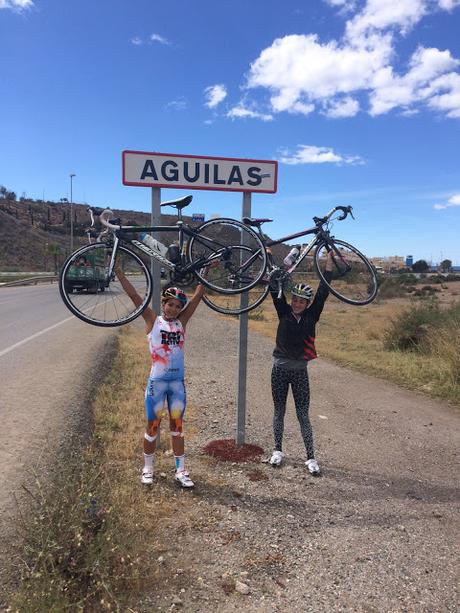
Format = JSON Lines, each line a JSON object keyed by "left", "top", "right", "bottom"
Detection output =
{"left": 270, "top": 271, "right": 332, "bottom": 363}
{"left": 148, "top": 315, "right": 185, "bottom": 380}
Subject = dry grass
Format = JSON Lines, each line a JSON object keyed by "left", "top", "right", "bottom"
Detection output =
{"left": 248, "top": 286, "right": 460, "bottom": 405}
{"left": 9, "top": 326, "right": 221, "bottom": 612}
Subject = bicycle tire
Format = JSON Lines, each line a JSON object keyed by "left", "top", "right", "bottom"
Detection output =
{"left": 188, "top": 218, "right": 267, "bottom": 294}
{"left": 314, "top": 239, "right": 378, "bottom": 305}
{"left": 203, "top": 280, "right": 270, "bottom": 315}
{"left": 59, "top": 243, "right": 153, "bottom": 327}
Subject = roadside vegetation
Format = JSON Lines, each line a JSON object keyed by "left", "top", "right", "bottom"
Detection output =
{"left": 249, "top": 278, "right": 460, "bottom": 405}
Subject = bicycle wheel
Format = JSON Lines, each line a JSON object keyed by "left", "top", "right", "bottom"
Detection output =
{"left": 203, "top": 279, "right": 270, "bottom": 315}
{"left": 314, "top": 240, "right": 378, "bottom": 305}
{"left": 59, "top": 243, "right": 152, "bottom": 327}
{"left": 188, "top": 218, "right": 267, "bottom": 294}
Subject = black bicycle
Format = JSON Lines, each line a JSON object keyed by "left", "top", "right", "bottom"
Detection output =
{"left": 59, "top": 195, "right": 267, "bottom": 326}
{"left": 202, "top": 205, "right": 379, "bottom": 315}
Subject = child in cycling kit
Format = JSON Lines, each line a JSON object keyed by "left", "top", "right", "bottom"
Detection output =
{"left": 115, "top": 265, "right": 206, "bottom": 488}
{"left": 269, "top": 253, "right": 333, "bottom": 475}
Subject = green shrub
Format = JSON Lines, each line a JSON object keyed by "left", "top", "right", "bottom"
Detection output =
{"left": 377, "top": 277, "right": 409, "bottom": 299}
{"left": 383, "top": 300, "right": 460, "bottom": 353}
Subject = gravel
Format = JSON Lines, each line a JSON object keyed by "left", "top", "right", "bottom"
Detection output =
{"left": 136, "top": 303, "right": 460, "bottom": 613}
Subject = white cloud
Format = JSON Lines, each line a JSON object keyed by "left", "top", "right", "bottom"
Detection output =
{"left": 131, "top": 37, "right": 143, "bottom": 46}
{"left": 323, "top": 96, "right": 360, "bottom": 117}
{"left": 438, "top": 0, "right": 460, "bottom": 10}
{"left": 0, "top": 0, "right": 33, "bottom": 9}
{"left": 248, "top": 34, "right": 392, "bottom": 107}
{"left": 204, "top": 84, "right": 227, "bottom": 109}
{"left": 150, "top": 33, "right": 170, "bottom": 45}
{"left": 324, "top": 0, "right": 357, "bottom": 13}
{"left": 279, "top": 144, "right": 363, "bottom": 165}
{"left": 345, "top": 0, "right": 428, "bottom": 41}
{"left": 166, "top": 97, "right": 187, "bottom": 111}
{"left": 370, "top": 47, "right": 460, "bottom": 115}
{"left": 434, "top": 194, "right": 460, "bottom": 209}
{"left": 243, "top": 0, "right": 460, "bottom": 120}
{"left": 227, "top": 105, "right": 273, "bottom": 121}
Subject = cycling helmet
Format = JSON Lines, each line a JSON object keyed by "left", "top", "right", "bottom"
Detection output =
{"left": 291, "top": 283, "right": 313, "bottom": 301}
{"left": 161, "top": 286, "right": 187, "bottom": 306}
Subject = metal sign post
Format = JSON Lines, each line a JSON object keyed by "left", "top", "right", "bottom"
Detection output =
{"left": 151, "top": 187, "right": 162, "bottom": 314}
{"left": 236, "top": 192, "right": 251, "bottom": 445}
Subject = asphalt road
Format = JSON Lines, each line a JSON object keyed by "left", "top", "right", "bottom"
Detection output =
{"left": 0, "top": 283, "right": 117, "bottom": 596}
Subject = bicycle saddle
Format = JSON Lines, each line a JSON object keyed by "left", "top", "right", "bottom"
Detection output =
{"left": 242, "top": 217, "right": 273, "bottom": 227}
{"left": 160, "top": 195, "right": 193, "bottom": 210}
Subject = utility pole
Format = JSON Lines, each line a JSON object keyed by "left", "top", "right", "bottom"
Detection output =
{"left": 70, "top": 173, "right": 76, "bottom": 252}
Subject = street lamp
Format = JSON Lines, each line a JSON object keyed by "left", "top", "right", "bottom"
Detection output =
{"left": 70, "top": 173, "right": 76, "bottom": 252}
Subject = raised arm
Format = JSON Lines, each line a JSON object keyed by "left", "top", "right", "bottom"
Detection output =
{"left": 309, "top": 251, "right": 334, "bottom": 321}
{"left": 178, "top": 281, "right": 205, "bottom": 329}
{"left": 114, "top": 264, "right": 156, "bottom": 333}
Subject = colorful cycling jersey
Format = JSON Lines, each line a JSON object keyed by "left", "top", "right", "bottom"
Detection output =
{"left": 148, "top": 316, "right": 185, "bottom": 380}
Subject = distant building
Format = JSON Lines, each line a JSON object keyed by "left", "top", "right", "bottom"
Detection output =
{"left": 370, "top": 256, "right": 406, "bottom": 272}
{"left": 406, "top": 255, "right": 413, "bottom": 267}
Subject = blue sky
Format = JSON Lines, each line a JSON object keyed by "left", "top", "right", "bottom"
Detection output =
{"left": 1, "top": 0, "right": 459, "bottom": 264}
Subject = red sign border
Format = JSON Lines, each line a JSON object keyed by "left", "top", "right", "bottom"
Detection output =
{"left": 122, "top": 150, "right": 278, "bottom": 194}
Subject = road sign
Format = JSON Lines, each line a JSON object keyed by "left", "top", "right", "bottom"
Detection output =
{"left": 192, "top": 213, "right": 205, "bottom": 222}
{"left": 122, "top": 150, "right": 277, "bottom": 193}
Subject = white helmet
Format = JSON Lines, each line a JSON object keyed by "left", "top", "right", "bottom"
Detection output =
{"left": 291, "top": 283, "right": 313, "bottom": 300}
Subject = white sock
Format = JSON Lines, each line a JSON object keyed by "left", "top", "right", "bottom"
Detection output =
{"left": 144, "top": 453, "right": 154, "bottom": 471}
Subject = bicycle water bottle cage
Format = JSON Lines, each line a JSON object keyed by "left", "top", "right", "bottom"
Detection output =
{"left": 242, "top": 217, "right": 273, "bottom": 227}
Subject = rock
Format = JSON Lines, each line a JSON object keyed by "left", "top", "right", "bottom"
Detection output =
{"left": 171, "top": 595, "right": 183, "bottom": 606}
{"left": 235, "top": 580, "right": 250, "bottom": 595}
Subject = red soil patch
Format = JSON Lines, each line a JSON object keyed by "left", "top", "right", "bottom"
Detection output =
{"left": 202, "top": 438, "right": 263, "bottom": 462}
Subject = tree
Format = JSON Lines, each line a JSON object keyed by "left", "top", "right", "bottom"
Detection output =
{"left": 45, "top": 243, "right": 62, "bottom": 274}
{"left": 412, "top": 259, "right": 429, "bottom": 273}
{"left": 440, "top": 259, "right": 452, "bottom": 273}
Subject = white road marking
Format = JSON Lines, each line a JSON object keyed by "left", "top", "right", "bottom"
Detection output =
{"left": 0, "top": 296, "right": 117, "bottom": 358}
{"left": 0, "top": 315, "right": 76, "bottom": 358}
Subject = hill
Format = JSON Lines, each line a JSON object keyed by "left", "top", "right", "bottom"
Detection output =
{"left": 0, "top": 197, "right": 287, "bottom": 272}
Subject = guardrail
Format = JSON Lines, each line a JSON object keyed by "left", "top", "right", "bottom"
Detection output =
{"left": 0, "top": 275, "right": 58, "bottom": 288}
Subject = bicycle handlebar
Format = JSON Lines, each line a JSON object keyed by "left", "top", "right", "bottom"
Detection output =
{"left": 314, "top": 205, "right": 354, "bottom": 226}
{"left": 335, "top": 205, "right": 354, "bottom": 221}
{"left": 86, "top": 206, "right": 120, "bottom": 230}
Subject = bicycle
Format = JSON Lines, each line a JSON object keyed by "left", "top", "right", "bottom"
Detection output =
{"left": 58, "top": 195, "right": 267, "bottom": 327}
{"left": 202, "top": 205, "right": 379, "bottom": 315}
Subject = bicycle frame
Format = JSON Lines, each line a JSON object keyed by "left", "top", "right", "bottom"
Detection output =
{"left": 265, "top": 222, "right": 326, "bottom": 275}
{"left": 104, "top": 221, "right": 244, "bottom": 281}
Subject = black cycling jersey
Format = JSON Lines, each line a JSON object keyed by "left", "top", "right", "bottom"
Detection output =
{"left": 270, "top": 271, "right": 332, "bottom": 362}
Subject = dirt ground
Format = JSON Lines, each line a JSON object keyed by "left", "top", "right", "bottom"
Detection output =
{"left": 128, "top": 304, "right": 459, "bottom": 613}
{"left": 2, "top": 299, "right": 459, "bottom": 612}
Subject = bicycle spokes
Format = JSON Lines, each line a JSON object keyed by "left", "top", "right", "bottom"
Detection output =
{"left": 315, "top": 241, "right": 378, "bottom": 304}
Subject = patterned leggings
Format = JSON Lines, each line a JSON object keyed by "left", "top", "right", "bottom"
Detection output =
{"left": 271, "top": 365, "right": 315, "bottom": 459}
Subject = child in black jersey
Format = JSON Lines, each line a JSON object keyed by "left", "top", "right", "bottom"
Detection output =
{"left": 269, "top": 252, "right": 333, "bottom": 474}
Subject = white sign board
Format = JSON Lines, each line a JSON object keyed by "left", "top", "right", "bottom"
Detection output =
{"left": 122, "top": 150, "right": 278, "bottom": 193}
